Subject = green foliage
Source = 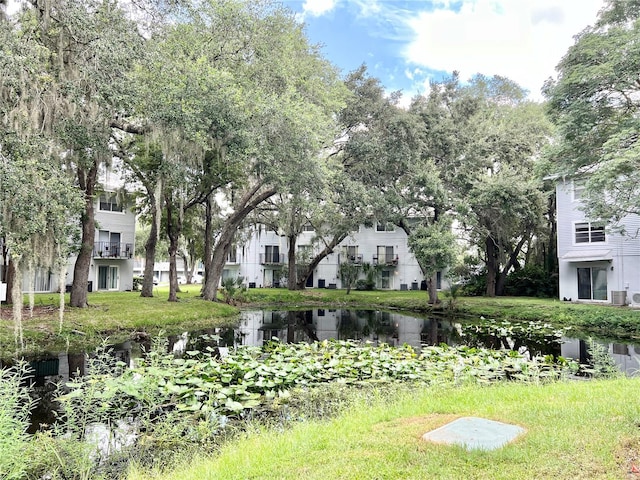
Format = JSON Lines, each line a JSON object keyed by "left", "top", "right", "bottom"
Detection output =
{"left": 57, "top": 339, "right": 578, "bottom": 435}
{"left": 584, "top": 338, "right": 623, "bottom": 379}
{"left": 221, "top": 277, "right": 247, "bottom": 305}
{"left": 459, "top": 271, "right": 487, "bottom": 296}
{"left": 504, "top": 265, "right": 558, "bottom": 298}
{"left": 407, "top": 222, "right": 457, "bottom": 278}
{"left": 130, "top": 378, "right": 640, "bottom": 480}
{"left": 544, "top": 0, "right": 640, "bottom": 221}
{"left": 0, "top": 363, "right": 34, "bottom": 480}
{"left": 338, "top": 262, "right": 362, "bottom": 294}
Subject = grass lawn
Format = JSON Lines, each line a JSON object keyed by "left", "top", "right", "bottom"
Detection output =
{"left": 0, "top": 286, "right": 237, "bottom": 358}
{"left": 3, "top": 286, "right": 640, "bottom": 357}
{"left": 128, "top": 377, "right": 640, "bottom": 480}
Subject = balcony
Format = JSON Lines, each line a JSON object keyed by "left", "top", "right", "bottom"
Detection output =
{"left": 260, "top": 253, "right": 286, "bottom": 265}
{"left": 340, "top": 253, "right": 363, "bottom": 264}
{"left": 372, "top": 253, "right": 398, "bottom": 266}
{"left": 94, "top": 242, "right": 133, "bottom": 259}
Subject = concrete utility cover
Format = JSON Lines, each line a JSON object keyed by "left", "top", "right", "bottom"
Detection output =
{"left": 422, "top": 416, "right": 526, "bottom": 451}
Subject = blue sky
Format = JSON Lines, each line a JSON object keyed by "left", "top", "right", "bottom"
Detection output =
{"left": 282, "top": 0, "right": 605, "bottom": 103}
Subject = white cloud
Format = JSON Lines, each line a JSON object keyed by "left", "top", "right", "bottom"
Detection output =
{"left": 301, "top": 0, "right": 338, "bottom": 17}
{"left": 402, "top": 0, "right": 605, "bottom": 100}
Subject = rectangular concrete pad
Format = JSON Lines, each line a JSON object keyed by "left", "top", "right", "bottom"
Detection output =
{"left": 422, "top": 416, "right": 526, "bottom": 450}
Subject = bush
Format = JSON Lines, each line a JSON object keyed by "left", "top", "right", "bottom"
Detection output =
{"left": 459, "top": 272, "right": 486, "bottom": 296}
{"left": 0, "top": 363, "right": 35, "bottom": 480}
{"left": 132, "top": 276, "right": 143, "bottom": 291}
{"left": 355, "top": 279, "right": 375, "bottom": 291}
{"left": 505, "top": 265, "right": 557, "bottom": 298}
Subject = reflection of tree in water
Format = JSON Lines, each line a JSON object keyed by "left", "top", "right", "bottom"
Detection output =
{"left": 459, "top": 322, "right": 563, "bottom": 357}
{"left": 338, "top": 310, "right": 397, "bottom": 343}
{"left": 338, "top": 310, "right": 361, "bottom": 340}
{"left": 418, "top": 318, "right": 464, "bottom": 347}
{"left": 285, "top": 310, "right": 319, "bottom": 342}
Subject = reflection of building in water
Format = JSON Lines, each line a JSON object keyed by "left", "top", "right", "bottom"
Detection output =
{"left": 561, "top": 338, "right": 640, "bottom": 375}
{"left": 237, "top": 310, "right": 451, "bottom": 350}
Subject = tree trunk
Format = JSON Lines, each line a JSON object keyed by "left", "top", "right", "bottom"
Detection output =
{"left": 427, "top": 272, "right": 439, "bottom": 304}
{"left": 10, "top": 259, "right": 23, "bottom": 347}
{"left": 546, "top": 192, "right": 558, "bottom": 274}
{"left": 2, "top": 252, "right": 15, "bottom": 305}
{"left": 495, "top": 233, "right": 529, "bottom": 296}
{"left": 287, "top": 233, "right": 297, "bottom": 290}
{"left": 70, "top": 164, "right": 98, "bottom": 307}
{"left": 204, "top": 227, "right": 234, "bottom": 301}
{"left": 141, "top": 184, "right": 162, "bottom": 297}
{"left": 295, "top": 232, "right": 347, "bottom": 290}
{"left": 485, "top": 235, "right": 497, "bottom": 297}
{"left": 202, "top": 184, "right": 277, "bottom": 301}
{"left": 165, "top": 198, "right": 181, "bottom": 302}
{"left": 203, "top": 192, "right": 214, "bottom": 285}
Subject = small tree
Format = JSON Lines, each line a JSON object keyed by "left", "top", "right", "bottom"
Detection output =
{"left": 339, "top": 262, "right": 361, "bottom": 295}
{"left": 408, "top": 221, "right": 457, "bottom": 304}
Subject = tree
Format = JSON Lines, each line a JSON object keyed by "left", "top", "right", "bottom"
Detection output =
{"left": 543, "top": 0, "right": 640, "bottom": 223}
{"left": 1, "top": 5, "right": 82, "bottom": 341}
{"left": 0, "top": 143, "right": 83, "bottom": 345}
{"left": 407, "top": 221, "right": 457, "bottom": 301}
{"left": 338, "top": 261, "right": 361, "bottom": 294}
{"left": 10, "top": 0, "right": 144, "bottom": 307}
{"left": 200, "top": 2, "right": 346, "bottom": 301}
{"left": 414, "top": 75, "right": 553, "bottom": 297}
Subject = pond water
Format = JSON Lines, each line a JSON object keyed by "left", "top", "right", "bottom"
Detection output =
{"left": 8, "top": 308, "right": 640, "bottom": 431}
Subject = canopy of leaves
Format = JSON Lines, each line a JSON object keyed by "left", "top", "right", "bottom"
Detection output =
{"left": 544, "top": 0, "right": 640, "bottom": 222}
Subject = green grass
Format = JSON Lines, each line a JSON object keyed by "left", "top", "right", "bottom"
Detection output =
{"left": 4, "top": 287, "right": 640, "bottom": 357}
{"left": 128, "top": 378, "right": 640, "bottom": 480}
{"left": 0, "top": 286, "right": 238, "bottom": 357}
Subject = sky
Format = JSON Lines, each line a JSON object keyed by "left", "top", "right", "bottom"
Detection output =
{"left": 5, "top": 0, "right": 606, "bottom": 102}
{"left": 282, "top": 0, "right": 606, "bottom": 102}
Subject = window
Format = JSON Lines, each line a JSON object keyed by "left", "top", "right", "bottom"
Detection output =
{"left": 376, "top": 222, "right": 395, "bottom": 232}
{"left": 577, "top": 266, "right": 607, "bottom": 301}
{"left": 99, "top": 194, "right": 123, "bottom": 212}
{"left": 573, "top": 179, "right": 586, "bottom": 201}
{"left": 575, "top": 222, "right": 605, "bottom": 243}
{"left": 302, "top": 224, "right": 314, "bottom": 232}
{"left": 381, "top": 270, "right": 390, "bottom": 289}
{"left": 227, "top": 244, "right": 237, "bottom": 263}
{"left": 376, "top": 246, "right": 395, "bottom": 264}
{"left": 97, "top": 231, "right": 122, "bottom": 257}
{"left": 98, "top": 265, "right": 119, "bottom": 291}
{"left": 264, "top": 245, "right": 280, "bottom": 263}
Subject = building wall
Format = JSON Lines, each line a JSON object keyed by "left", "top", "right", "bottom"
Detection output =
{"left": 556, "top": 179, "right": 640, "bottom": 304}
{"left": 232, "top": 223, "right": 443, "bottom": 291}
{"left": 27, "top": 195, "right": 136, "bottom": 293}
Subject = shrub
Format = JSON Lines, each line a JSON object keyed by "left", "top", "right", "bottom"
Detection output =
{"left": 505, "top": 265, "right": 558, "bottom": 298}
{"left": 0, "top": 363, "right": 35, "bottom": 480}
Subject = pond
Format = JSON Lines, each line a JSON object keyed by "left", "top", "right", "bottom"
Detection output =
{"left": 9, "top": 308, "right": 640, "bottom": 431}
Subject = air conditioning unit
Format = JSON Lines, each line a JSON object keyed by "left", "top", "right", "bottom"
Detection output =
{"left": 631, "top": 292, "right": 640, "bottom": 307}
{"left": 611, "top": 290, "right": 627, "bottom": 306}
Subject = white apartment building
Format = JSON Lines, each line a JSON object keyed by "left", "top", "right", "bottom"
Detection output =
{"left": 222, "top": 222, "right": 445, "bottom": 291}
{"left": 555, "top": 178, "right": 640, "bottom": 305}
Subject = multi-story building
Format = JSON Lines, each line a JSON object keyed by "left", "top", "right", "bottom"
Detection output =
{"left": 4, "top": 166, "right": 137, "bottom": 293}
{"left": 223, "top": 222, "right": 445, "bottom": 291}
{"left": 555, "top": 177, "right": 640, "bottom": 305}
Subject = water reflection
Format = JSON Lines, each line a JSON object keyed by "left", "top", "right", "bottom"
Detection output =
{"left": 9, "top": 309, "right": 640, "bottom": 408}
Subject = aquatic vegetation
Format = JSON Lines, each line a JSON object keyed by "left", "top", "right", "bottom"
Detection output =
{"left": 57, "top": 339, "right": 580, "bottom": 425}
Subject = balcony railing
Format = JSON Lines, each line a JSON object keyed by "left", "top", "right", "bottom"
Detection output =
{"left": 373, "top": 253, "right": 398, "bottom": 266}
{"left": 339, "top": 253, "right": 363, "bottom": 264}
{"left": 260, "top": 253, "right": 286, "bottom": 265}
{"left": 94, "top": 242, "right": 133, "bottom": 259}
